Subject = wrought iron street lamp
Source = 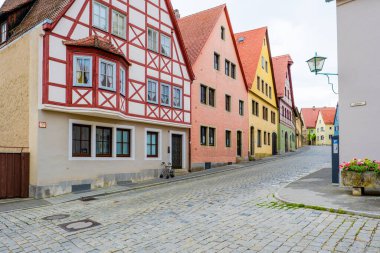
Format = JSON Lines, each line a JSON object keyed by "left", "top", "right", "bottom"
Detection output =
{"left": 306, "top": 52, "right": 338, "bottom": 94}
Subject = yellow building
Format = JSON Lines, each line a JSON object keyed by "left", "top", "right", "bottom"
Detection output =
{"left": 235, "top": 28, "right": 279, "bottom": 158}
{"left": 316, "top": 109, "right": 336, "bottom": 146}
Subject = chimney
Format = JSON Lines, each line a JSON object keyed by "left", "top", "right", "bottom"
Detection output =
{"left": 174, "top": 9, "right": 180, "bottom": 19}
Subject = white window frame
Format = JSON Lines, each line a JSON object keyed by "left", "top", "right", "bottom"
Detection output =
{"left": 160, "top": 34, "right": 171, "bottom": 57}
{"left": 120, "top": 67, "right": 126, "bottom": 96}
{"left": 69, "top": 119, "right": 135, "bottom": 161}
{"left": 93, "top": 1, "right": 109, "bottom": 31}
{"left": 144, "top": 128, "right": 162, "bottom": 160}
{"left": 0, "top": 22, "right": 7, "bottom": 43}
{"left": 73, "top": 55, "right": 93, "bottom": 87}
{"left": 112, "top": 10, "right": 126, "bottom": 39}
{"left": 160, "top": 83, "right": 171, "bottom": 107}
{"left": 261, "top": 56, "right": 265, "bottom": 69}
{"left": 99, "top": 58, "right": 116, "bottom": 91}
{"left": 147, "top": 79, "right": 159, "bottom": 104}
{"left": 173, "top": 87, "right": 183, "bottom": 109}
{"left": 147, "top": 28, "right": 159, "bottom": 52}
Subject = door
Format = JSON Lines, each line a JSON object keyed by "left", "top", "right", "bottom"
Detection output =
{"left": 285, "top": 132, "right": 289, "bottom": 152}
{"left": 250, "top": 127, "right": 254, "bottom": 156}
{"left": 237, "top": 131, "right": 242, "bottom": 157}
{"left": 272, "top": 132, "right": 277, "bottom": 155}
{"left": 171, "top": 134, "right": 183, "bottom": 169}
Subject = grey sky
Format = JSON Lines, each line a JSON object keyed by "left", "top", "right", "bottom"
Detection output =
{"left": 0, "top": 0, "right": 338, "bottom": 108}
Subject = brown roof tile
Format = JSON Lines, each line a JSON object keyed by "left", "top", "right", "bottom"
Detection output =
{"left": 0, "top": 0, "right": 34, "bottom": 14}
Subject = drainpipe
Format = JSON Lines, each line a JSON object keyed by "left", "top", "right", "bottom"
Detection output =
{"left": 188, "top": 128, "right": 191, "bottom": 172}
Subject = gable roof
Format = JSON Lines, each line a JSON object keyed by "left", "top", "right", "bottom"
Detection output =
{"left": 272, "top": 55, "right": 293, "bottom": 97}
{"left": 177, "top": 4, "right": 225, "bottom": 65}
{"left": 234, "top": 27, "right": 267, "bottom": 88}
{"left": 301, "top": 107, "right": 336, "bottom": 128}
{"left": 320, "top": 108, "right": 336, "bottom": 125}
{"left": 0, "top": 0, "right": 34, "bottom": 15}
{"left": 177, "top": 4, "right": 247, "bottom": 88}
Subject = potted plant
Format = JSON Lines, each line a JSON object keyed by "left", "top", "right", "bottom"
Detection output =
{"left": 340, "top": 158, "right": 380, "bottom": 196}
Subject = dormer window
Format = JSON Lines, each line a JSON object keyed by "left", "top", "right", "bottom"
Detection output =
{"left": 221, "top": 26, "right": 225, "bottom": 40}
{"left": 1, "top": 22, "right": 7, "bottom": 43}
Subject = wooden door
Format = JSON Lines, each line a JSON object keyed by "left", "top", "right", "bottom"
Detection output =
{"left": 171, "top": 135, "right": 183, "bottom": 169}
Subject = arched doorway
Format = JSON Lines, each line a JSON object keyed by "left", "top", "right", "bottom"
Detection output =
{"left": 272, "top": 132, "right": 277, "bottom": 155}
{"left": 285, "top": 132, "right": 289, "bottom": 153}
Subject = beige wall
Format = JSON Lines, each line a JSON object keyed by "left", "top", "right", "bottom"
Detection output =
{"left": 34, "top": 110, "right": 189, "bottom": 187}
{"left": 0, "top": 28, "right": 41, "bottom": 153}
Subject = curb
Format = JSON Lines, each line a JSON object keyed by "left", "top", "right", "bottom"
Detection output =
{"left": 274, "top": 185, "right": 380, "bottom": 220}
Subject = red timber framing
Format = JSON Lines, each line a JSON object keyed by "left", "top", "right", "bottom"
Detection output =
{"left": 42, "top": 0, "right": 194, "bottom": 125}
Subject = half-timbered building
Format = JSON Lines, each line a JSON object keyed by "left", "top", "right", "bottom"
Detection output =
{"left": 0, "top": 0, "right": 194, "bottom": 198}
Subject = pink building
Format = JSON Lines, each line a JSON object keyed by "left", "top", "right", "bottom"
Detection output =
{"left": 178, "top": 5, "right": 249, "bottom": 170}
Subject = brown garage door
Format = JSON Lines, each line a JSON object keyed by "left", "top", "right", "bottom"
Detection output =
{"left": 0, "top": 153, "right": 30, "bottom": 199}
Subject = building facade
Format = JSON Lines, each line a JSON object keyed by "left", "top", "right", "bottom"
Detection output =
{"left": 334, "top": 104, "right": 339, "bottom": 137}
{"left": 178, "top": 5, "right": 249, "bottom": 170}
{"left": 273, "top": 55, "right": 296, "bottom": 153}
{"left": 316, "top": 109, "right": 335, "bottom": 146}
{"left": 335, "top": 0, "right": 380, "bottom": 161}
{"left": 235, "top": 28, "right": 279, "bottom": 158}
{"left": 0, "top": 0, "right": 194, "bottom": 198}
{"left": 294, "top": 107, "right": 304, "bottom": 149}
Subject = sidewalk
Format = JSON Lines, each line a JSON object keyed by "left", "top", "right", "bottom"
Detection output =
{"left": 0, "top": 148, "right": 307, "bottom": 213}
{"left": 276, "top": 167, "right": 380, "bottom": 218}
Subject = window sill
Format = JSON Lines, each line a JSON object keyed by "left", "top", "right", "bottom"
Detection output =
{"left": 99, "top": 86, "right": 116, "bottom": 92}
{"left": 148, "top": 101, "right": 159, "bottom": 105}
{"left": 73, "top": 84, "right": 93, "bottom": 88}
{"left": 111, "top": 32, "right": 127, "bottom": 40}
{"left": 93, "top": 26, "right": 109, "bottom": 34}
{"left": 147, "top": 48, "right": 159, "bottom": 54}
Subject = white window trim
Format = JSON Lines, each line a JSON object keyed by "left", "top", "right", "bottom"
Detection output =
{"left": 112, "top": 10, "right": 126, "bottom": 39}
{"left": 160, "top": 33, "right": 171, "bottom": 58}
{"left": 120, "top": 67, "right": 126, "bottom": 96}
{"left": 93, "top": 1, "right": 109, "bottom": 31}
{"left": 160, "top": 83, "right": 171, "bottom": 107}
{"left": 169, "top": 130, "right": 187, "bottom": 169}
{"left": 99, "top": 58, "right": 117, "bottom": 91}
{"left": 147, "top": 28, "right": 159, "bottom": 53}
{"left": 144, "top": 128, "right": 162, "bottom": 160}
{"left": 73, "top": 55, "right": 93, "bottom": 87}
{"left": 147, "top": 79, "right": 159, "bottom": 104}
{"left": 69, "top": 119, "right": 136, "bottom": 161}
{"left": 1, "top": 22, "right": 7, "bottom": 43}
{"left": 173, "top": 87, "right": 183, "bottom": 109}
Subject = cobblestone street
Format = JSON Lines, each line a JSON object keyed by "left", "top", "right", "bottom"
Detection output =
{"left": 1, "top": 147, "right": 379, "bottom": 253}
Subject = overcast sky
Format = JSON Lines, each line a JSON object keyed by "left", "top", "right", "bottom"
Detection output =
{"left": 0, "top": 0, "right": 338, "bottom": 108}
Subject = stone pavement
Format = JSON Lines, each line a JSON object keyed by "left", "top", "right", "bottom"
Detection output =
{"left": 276, "top": 167, "right": 380, "bottom": 218}
{"left": 0, "top": 146, "right": 379, "bottom": 253}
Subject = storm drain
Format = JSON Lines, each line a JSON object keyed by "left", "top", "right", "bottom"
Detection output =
{"left": 59, "top": 219, "right": 101, "bottom": 232}
{"left": 42, "top": 214, "right": 70, "bottom": 221}
{"left": 80, "top": 196, "right": 97, "bottom": 202}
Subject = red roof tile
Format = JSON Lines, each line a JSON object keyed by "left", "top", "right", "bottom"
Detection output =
{"left": 234, "top": 27, "right": 267, "bottom": 89}
{"left": 272, "top": 55, "right": 293, "bottom": 98}
{"left": 177, "top": 4, "right": 225, "bottom": 65}
{"left": 320, "top": 108, "right": 336, "bottom": 125}
{"left": 301, "top": 107, "right": 336, "bottom": 128}
{"left": 0, "top": 0, "right": 34, "bottom": 14}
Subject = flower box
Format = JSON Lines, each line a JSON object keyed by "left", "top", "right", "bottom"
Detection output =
{"left": 340, "top": 159, "right": 380, "bottom": 196}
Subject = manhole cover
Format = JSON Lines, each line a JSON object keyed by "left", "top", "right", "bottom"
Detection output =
{"left": 42, "top": 214, "right": 70, "bottom": 221}
{"left": 59, "top": 219, "right": 101, "bottom": 232}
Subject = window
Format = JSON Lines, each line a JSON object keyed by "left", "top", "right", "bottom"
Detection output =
{"left": 225, "top": 130, "right": 231, "bottom": 147}
{"left": 257, "top": 130, "right": 262, "bottom": 147}
{"left": 99, "top": 59, "right": 116, "bottom": 91}
{"left": 93, "top": 2, "right": 108, "bottom": 31}
{"left": 161, "top": 34, "right": 171, "bottom": 57}
{"left": 239, "top": 100, "right": 244, "bottom": 116}
{"left": 263, "top": 107, "right": 268, "bottom": 121}
{"left": 261, "top": 56, "right": 265, "bottom": 69}
{"left": 264, "top": 131, "right": 267, "bottom": 145}
{"left": 72, "top": 124, "right": 91, "bottom": 157}
{"left": 269, "top": 87, "right": 272, "bottom": 99}
{"left": 231, "top": 63, "right": 236, "bottom": 79}
{"left": 96, "top": 127, "right": 112, "bottom": 157}
{"left": 261, "top": 80, "right": 264, "bottom": 93}
{"left": 120, "top": 68, "right": 126, "bottom": 95}
{"left": 147, "top": 79, "right": 158, "bottom": 104}
{"left": 329, "top": 135, "right": 332, "bottom": 140}
{"left": 214, "top": 53, "right": 220, "bottom": 70}
{"left": 112, "top": 11, "right": 126, "bottom": 38}
{"left": 265, "top": 61, "right": 268, "bottom": 73}
{"left": 0, "top": 22, "right": 7, "bottom": 43}
{"left": 257, "top": 76, "right": 260, "bottom": 90}
{"left": 74, "top": 56, "right": 92, "bottom": 87}
{"left": 146, "top": 131, "right": 159, "bottom": 157}
{"left": 225, "top": 60, "right": 230, "bottom": 76}
{"left": 225, "top": 95, "right": 231, "bottom": 112}
{"left": 221, "top": 26, "right": 225, "bottom": 40}
{"left": 200, "top": 85, "right": 207, "bottom": 104}
{"left": 209, "top": 128, "right": 215, "bottom": 146}
{"left": 252, "top": 100, "right": 259, "bottom": 116}
{"left": 161, "top": 83, "right": 171, "bottom": 106}
{"left": 117, "top": 129, "right": 131, "bottom": 157}
{"left": 268, "top": 133, "right": 271, "bottom": 146}
{"left": 209, "top": 88, "right": 215, "bottom": 107}
{"left": 271, "top": 111, "right": 276, "bottom": 124}
{"left": 148, "top": 28, "right": 158, "bottom": 52}
{"left": 200, "top": 126, "right": 207, "bottom": 145}
{"left": 265, "top": 83, "right": 268, "bottom": 96}
{"left": 173, "top": 87, "right": 182, "bottom": 109}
